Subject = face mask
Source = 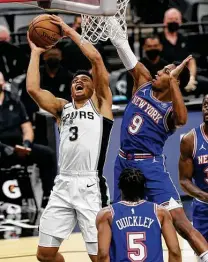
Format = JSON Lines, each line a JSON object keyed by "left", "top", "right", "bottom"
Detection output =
{"left": 45, "top": 58, "right": 61, "bottom": 70}
{"left": 167, "top": 22, "right": 180, "bottom": 33}
{"left": 146, "top": 49, "right": 161, "bottom": 61}
{"left": 76, "top": 27, "right": 82, "bottom": 34}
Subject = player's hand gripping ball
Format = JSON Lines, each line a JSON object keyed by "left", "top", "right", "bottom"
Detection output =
{"left": 28, "top": 14, "right": 63, "bottom": 48}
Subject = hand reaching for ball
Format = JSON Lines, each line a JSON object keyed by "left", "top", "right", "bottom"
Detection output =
{"left": 28, "top": 14, "right": 63, "bottom": 48}
{"left": 50, "top": 15, "right": 73, "bottom": 37}
{"left": 27, "top": 32, "right": 48, "bottom": 54}
{"left": 27, "top": 14, "right": 77, "bottom": 53}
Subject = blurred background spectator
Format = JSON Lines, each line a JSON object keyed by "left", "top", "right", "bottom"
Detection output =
{"left": 12, "top": 46, "right": 73, "bottom": 122}
{"left": 126, "top": 35, "right": 168, "bottom": 100}
{"left": 139, "top": 35, "right": 168, "bottom": 77}
{"left": 0, "top": 25, "right": 29, "bottom": 82}
{"left": 0, "top": 72, "right": 57, "bottom": 208}
{"left": 41, "top": 47, "right": 73, "bottom": 101}
{"left": 160, "top": 8, "right": 197, "bottom": 93}
{"left": 160, "top": 8, "right": 208, "bottom": 97}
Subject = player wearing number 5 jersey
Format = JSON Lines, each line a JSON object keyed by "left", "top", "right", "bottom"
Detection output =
{"left": 96, "top": 168, "right": 182, "bottom": 262}
{"left": 27, "top": 15, "right": 113, "bottom": 262}
{"left": 109, "top": 17, "right": 208, "bottom": 259}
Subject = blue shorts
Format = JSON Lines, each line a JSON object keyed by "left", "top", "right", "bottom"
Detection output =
{"left": 193, "top": 199, "right": 208, "bottom": 242}
{"left": 114, "top": 154, "right": 181, "bottom": 208}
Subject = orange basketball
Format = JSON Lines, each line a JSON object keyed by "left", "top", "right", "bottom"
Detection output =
{"left": 28, "top": 14, "right": 62, "bottom": 48}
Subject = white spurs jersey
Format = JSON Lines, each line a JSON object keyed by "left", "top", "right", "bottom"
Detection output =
{"left": 58, "top": 100, "right": 113, "bottom": 173}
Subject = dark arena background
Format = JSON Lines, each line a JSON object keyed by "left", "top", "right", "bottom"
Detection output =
{"left": 0, "top": 0, "right": 207, "bottom": 261}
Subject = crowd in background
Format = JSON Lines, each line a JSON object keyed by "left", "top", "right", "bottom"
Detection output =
{"left": 0, "top": 2, "right": 208, "bottom": 209}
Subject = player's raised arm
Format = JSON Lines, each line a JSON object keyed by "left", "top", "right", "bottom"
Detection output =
{"left": 157, "top": 206, "right": 182, "bottom": 262}
{"left": 96, "top": 207, "right": 112, "bottom": 262}
{"left": 26, "top": 33, "right": 68, "bottom": 119}
{"left": 50, "top": 15, "right": 112, "bottom": 108}
{"left": 179, "top": 132, "right": 208, "bottom": 202}
{"left": 167, "top": 56, "right": 192, "bottom": 128}
{"left": 108, "top": 18, "right": 152, "bottom": 95}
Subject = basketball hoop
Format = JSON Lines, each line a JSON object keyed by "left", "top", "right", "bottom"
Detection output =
{"left": 81, "top": 0, "right": 130, "bottom": 44}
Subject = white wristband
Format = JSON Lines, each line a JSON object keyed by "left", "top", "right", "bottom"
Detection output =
{"left": 108, "top": 17, "right": 138, "bottom": 71}
{"left": 113, "top": 38, "right": 138, "bottom": 71}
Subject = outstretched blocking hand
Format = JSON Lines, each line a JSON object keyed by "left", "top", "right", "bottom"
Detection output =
{"left": 27, "top": 32, "right": 51, "bottom": 54}
{"left": 170, "top": 55, "right": 193, "bottom": 79}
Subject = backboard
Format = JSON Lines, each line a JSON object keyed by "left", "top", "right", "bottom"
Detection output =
{"left": 49, "top": 0, "right": 117, "bottom": 15}
{"left": 0, "top": 0, "right": 117, "bottom": 16}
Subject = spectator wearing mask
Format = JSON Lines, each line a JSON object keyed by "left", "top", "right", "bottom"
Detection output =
{"left": 41, "top": 47, "right": 73, "bottom": 100}
{"left": 0, "top": 25, "right": 29, "bottom": 81}
{"left": 140, "top": 35, "right": 168, "bottom": 77}
{"left": 19, "top": 46, "right": 73, "bottom": 121}
{"left": 126, "top": 35, "right": 168, "bottom": 100}
{"left": 0, "top": 72, "right": 57, "bottom": 208}
{"left": 160, "top": 8, "right": 197, "bottom": 93}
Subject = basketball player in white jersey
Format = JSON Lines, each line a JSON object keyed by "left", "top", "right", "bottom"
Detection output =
{"left": 26, "top": 15, "right": 113, "bottom": 262}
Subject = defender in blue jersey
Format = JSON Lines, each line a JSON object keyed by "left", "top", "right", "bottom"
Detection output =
{"left": 96, "top": 168, "right": 181, "bottom": 262}
{"left": 180, "top": 95, "right": 208, "bottom": 245}
{"left": 109, "top": 18, "right": 208, "bottom": 259}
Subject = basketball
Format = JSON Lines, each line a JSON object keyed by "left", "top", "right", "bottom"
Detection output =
{"left": 28, "top": 14, "right": 63, "bottom": 48}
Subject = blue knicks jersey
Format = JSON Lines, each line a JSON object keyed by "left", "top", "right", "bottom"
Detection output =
{"left": 120, "top": 82, "right": 174, "bottom": 155}
{"left": 193, "top": 124, "right": 208, "bottom": 193}
{"left": 110, "top": 201, "right": 163, "bottom": 262}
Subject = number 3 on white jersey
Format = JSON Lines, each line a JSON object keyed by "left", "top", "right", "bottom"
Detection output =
{"left": 128, "top": 114, "right": 143, "bottom": 135}
{"left": 127, "top": 232, "right": 147, "bottom": 262}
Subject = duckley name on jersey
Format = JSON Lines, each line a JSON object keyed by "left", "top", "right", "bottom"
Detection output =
{"left": 62, "top": 111, "right": 95, "bottom": 125}
{"left": 116, "top": 216, "right": 154, "bottom": 230}
{"left": 132, "top": 95, "right": 162, "bottom": 124}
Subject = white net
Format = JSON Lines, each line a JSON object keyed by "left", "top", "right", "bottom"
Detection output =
{"left": 81, "top": 0, "right": 130, "bottom": 44}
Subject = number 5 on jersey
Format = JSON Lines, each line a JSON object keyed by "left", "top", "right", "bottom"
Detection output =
{"left": 127, "top": 232, "right": 147, "bottom": 262}
{"left": 128, "top": 114, "right": 143, "bottom": 135}
{"left": 69, "top": 126, "right": 78, "bottom": 141}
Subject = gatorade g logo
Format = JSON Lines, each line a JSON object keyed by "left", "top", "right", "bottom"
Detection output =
{"left": 2, "top": 180, "right": 21, "bottom": 199}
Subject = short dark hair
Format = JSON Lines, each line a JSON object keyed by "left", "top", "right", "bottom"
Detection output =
{"left": 173, "top": 61, "right": 190, "bottom": 89}
{"left": 118, "top": 168, "right": 145, "bottom": 201}
{"left": 72, "top": 70, "right": 93, "bottom": 81}
{"left": 143, "top": 34, "right": 161, "bottom": 46}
